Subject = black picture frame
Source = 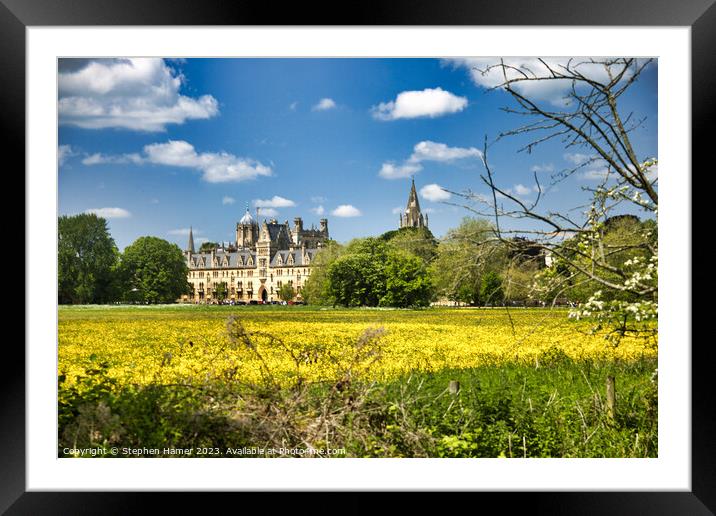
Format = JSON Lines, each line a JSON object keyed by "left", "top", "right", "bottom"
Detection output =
{"left": 6, "top": 0, "right": 711, "bottom": 513}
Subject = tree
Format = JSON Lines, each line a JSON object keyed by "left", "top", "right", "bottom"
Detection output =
{"left": 323, "top": 237, "right": 434, "bottom": 308}
{"left": 456, "top": 58, "right": 657, "bottom": 342}
{"left": 380, "top": 251, "right": 433, "bottom": 308}
{"left": 278, "top": 284, "right": 295, "bottom": 302}
{"left": 214, "top": 281, "right": 228, "bottom": 302}
{"left": 327, "top": 239, "right": 387, "bottom": 307}
{"left": 380, "top": 226, "right": 438, "bottom": 265}
{"left": 430, "top": 218, "right": 505, "bottom": 305}
{"left": 199, "top": 241, "right": 218, "bottom": 253}
{"left": 302, "top": 241, "right": 344, "bottom": 305}
{"left": 118, "top": 236, "right": 190, "bottom": 304}
{"left": 58, "top": 214, "right": 119, "bottom": 304}
{"left": 480, "top": 271, "right": 504, "bottom": 307}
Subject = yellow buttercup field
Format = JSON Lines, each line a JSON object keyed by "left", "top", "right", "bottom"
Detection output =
{"left": 58, "top": 305, "right": 657, "bottom": 389}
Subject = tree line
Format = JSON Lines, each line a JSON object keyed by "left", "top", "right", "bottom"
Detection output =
{"left": 58, "top": 211, "right": 653, "bottom": 309}
{"left": 301, "top": 213, "right": 654, "bottom": 309}
{"left": 58, "top": 214, "right": 189, "bottom": 304}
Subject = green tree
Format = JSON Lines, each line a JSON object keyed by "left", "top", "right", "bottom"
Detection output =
{"left": 214, "top": 281, "right": 228, "bottom": 302}
{"left": 379, "top": 251, "right": 434, "bottom": 308}
{"left": 503, "top": 261, "right": 539, "bottom": 305}
{"left": 324, "top": 238, "right": 434, "bottom": 308}
{"left": 118, "top": 236, "right": 190, "bottom": 304}
{"left": 480, "top": 271, "right": 504, "bottom": 306}
{"left": 278, "top": 284, "right": 295, "bottom": 302}
{"left": 380, "top": 226, "right": 438, "bottom": 265}
{"left": 199, "top": 242, "right": 218, "bottom": 253}
{"left": 58, "top": 214, "right": 119, "bottom": 304}
{"left": 302, "top": 241, "right": 344, "bottom": 305}
{"left": 329, "top": 238, "right": 392, "bottom": 307}
{"left": 430, "top": 218, "right": 505, "bottom": 305}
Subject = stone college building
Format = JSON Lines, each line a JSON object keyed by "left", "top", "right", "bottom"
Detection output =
{"left": 183, "top": 179, "right": 428, "bottom": 304}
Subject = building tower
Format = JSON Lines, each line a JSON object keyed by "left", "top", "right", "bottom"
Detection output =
{"left": 400, "top": 177, "right": 426, "bottom": 229}
{"left": 236, "top": 204, "right": 259, "bottom": 249}
{"left": 186, "top": 226, "right": 195, "bottom": 254}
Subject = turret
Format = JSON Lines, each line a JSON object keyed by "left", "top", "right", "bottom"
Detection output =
{"left": 319, "top": 218, "right": 328, "bottom": 236}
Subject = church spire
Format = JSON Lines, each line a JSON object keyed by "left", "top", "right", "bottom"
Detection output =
{"left": 400, "top": 177, "right": 425, "bottom": 229}
{"left": 408, "top": 176, "right": 421, "bottom": 212}
{"left": 187, "top": 226, "right": 195, "bottom": 253}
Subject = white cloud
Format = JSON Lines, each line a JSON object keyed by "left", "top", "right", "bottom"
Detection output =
{"left": 561, "top": 152, "right": 615, "bottom": 181}
{"left": 58, "top": 58, "right": 219, "bottom": 131}
{"left": 331, "top": 205, "right": 362, "bottom": 217}
{"left": 311, "top": 205, "right": 326, "bottom": 216}
{"left": 514, "top": 184, "right": 533, "bottom": 196}
{"left": 150, "top": 198, "right": 159, "bottom": 204}
{"left": 311, "top": 196, "right": 327, "bottom": 204}
{"left": 409, "top": 140, "right": 482, "bottom": 163}
{"left": 81, "top": 140, "right": 271, "bottom": 184}
{"left": 142, "top": 140, "right": 271, "bottom": 183}
{"left": 379, "top": 140, "right": 481, "bottom": 180}
{"left": 257, "top": 207, "right": 279, "bottom": 217}
{"left": 379, "top": 162, "right": 423, "bottom": 180}
{"left": 222, "top": 196, "right": 235, "bottom": 205}
{"left": 420, "top": 184, "right": 451, "bottom": 202}
{"left": 372, "top": 87, "right": 467, "bottom": 120}
{"left": 564, "top": 152, "right": 593, "bottom": 165}
{"left": 289, "top": 101, "right": 298, "bottom": 111}
{"left": 445, "top": 58, "right": 648, "bottom": 106}
{"left": 391, "top": 206, "right": 403, "bottom": 215}
{"left": 580, "top": 167, "right": 611, "bottom": 181}
{"left": 58, "top": 145, "right": 75, "bottom": 166}
{"left": 253, "top": 196, "right": 296, "bottom": 208}
{"left": 531, "top": 163, "right": 554, "bottom": 173}
{"left": 82, "top": 152, "right": 143, "bottom": 166}
{"left": 313, "top": 98, "right": 336, "bottom": 111}
{"left": 168, "top": 228, "right": 201, "bottom": 236}
{"left": 85, "top": 207, "right": 131, "bottom": 219}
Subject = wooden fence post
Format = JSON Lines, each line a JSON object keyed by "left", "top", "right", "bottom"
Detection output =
{"left": 606, "top": 375, "right": 616, "bottom": 422}
{"left": 448, "top": 380, "right": 460, "bottom": 395}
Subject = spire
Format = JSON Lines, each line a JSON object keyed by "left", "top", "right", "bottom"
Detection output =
{"left": 187, "top": 226, "right": 195, "bottom": 253}
{"left": 408, "top": 177, "right": 421, "bottom": 211}
{"left": 400, "top": 177, "right": 424, "bottom": 229}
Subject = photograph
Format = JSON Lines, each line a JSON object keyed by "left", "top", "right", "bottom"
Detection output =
{"left": 57, "top": 56, "right": 659, "bottom": 460}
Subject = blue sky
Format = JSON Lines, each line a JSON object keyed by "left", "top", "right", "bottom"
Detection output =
{"left": 58, "top": 58, "right": 658, "bottom": 250}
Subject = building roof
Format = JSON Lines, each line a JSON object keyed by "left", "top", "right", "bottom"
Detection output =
{"left": 270, "top": 249, "right": 316, "bottom": 267}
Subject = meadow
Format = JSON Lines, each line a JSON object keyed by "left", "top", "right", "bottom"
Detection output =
{"left": 58, "top": 305, "right": 658, "bottom": 458}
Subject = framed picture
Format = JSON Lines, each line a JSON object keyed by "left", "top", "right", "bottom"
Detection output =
{"left": 9, "top": 0, "right": 710, "bottom": 512}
